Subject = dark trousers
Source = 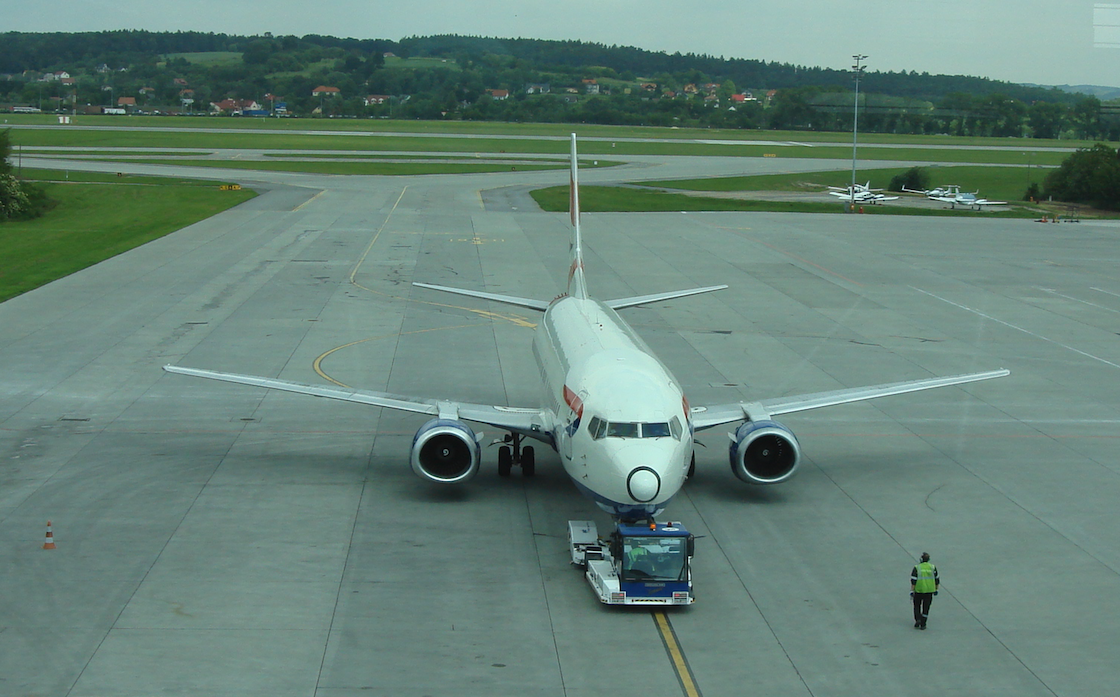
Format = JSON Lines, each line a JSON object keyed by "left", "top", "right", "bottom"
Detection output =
{"left": 913, "top": 592, "right": 933, "bottom": 626}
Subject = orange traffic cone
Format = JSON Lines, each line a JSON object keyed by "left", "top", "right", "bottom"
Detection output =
{"left": 42, "top": 521, "right": 56, "bottom": 550}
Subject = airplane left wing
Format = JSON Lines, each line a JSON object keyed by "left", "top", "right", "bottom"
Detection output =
{"left": 412, "top": 282, "right": 550, "bottom": 312}
{"left": 162, "top": 365, "right": 549, "bottom": 435}
{"left": 690, "top": 369, "right": 1009, "bottom": 431}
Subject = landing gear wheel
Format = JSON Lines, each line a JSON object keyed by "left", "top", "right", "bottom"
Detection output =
{"left": 498, "top": 446, "right": 512, "bottom": 477}
{"left": 687, "top": 453, "right": 696, "bottom": 478}
{"left": 522, "top": 446, "right": 535, "bottom": 477}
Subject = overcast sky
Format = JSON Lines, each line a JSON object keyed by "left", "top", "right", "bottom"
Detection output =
{"left": 6, "top": 0, "right": 1119, "bottom": 88}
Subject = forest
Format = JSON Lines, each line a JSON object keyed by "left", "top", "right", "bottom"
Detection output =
{"left": 1, "top": 30, "right": 1116, "bottom": 139}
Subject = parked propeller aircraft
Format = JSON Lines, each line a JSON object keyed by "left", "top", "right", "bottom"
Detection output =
{"left": 903, "top": 184, "right": 1007, "bottom": 209}
{"left": 165, "top": 135, "right": 1009, "bottom": 522}
{"left": 827, "top": 182, "right": 899, "bottom": 204}
{"left": 902, "top": 185, "right": 956, "bottom": 198}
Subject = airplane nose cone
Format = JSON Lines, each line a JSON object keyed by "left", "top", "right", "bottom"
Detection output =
{"left": 627, "top": 466, "right": 661, "bottom": 503}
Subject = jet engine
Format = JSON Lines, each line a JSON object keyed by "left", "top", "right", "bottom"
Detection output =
{"left": 728, "top": 420, "right": 801, "bottom": 484}
{"left": 410, "top": 418, "right": 482, "bottom": 484}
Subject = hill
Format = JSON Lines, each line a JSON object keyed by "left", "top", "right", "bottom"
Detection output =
{"left": 0, "top": 31, "right": 1114, "bottom": 139}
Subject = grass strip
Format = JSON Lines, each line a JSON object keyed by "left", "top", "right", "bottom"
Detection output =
{"left": 0, "top": 176, "right": 255, "bottom": 302}
{"left": 67, "top": 158, "right": 567, "bottom": 175}
{"left": 531, "top": 185, "right": 1041, "bottom": 217}
{"left": 644, "top": 165, "right": 1049, "bottom": 203}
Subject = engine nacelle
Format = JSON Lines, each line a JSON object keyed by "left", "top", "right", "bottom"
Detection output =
{"left": 410, "top": 418, "right": 481, "bottom": 484}
{"left": 729, "top": 419, "right": 801, "bottom": 485}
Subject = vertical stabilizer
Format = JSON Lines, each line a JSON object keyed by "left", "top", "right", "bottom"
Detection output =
{"left": 567, "top": 133, "right": 589, "bottom": 299}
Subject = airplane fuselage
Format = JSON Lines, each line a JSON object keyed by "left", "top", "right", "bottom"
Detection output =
{"left": 533, "top": 296, "right": 693, "bottom": 519}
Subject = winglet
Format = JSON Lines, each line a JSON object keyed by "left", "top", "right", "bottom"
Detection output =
{"left": 567, "top": 133, "right": 589, "bottom": 300}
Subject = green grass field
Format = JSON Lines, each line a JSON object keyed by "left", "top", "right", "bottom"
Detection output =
{"left": 645, "top": 165, "right": 1047, "bottom": 203}
{"left": 68, "top": 158, "right": 570, "bottom": 175}
{"left": 0, "top": 173, "right": 255, "bottom": 302}
{"left": 530, "top": 184, "right": 1042, "bottom": 217}
{"left": 162, "top": 51, "right": 243, "bottom": 65}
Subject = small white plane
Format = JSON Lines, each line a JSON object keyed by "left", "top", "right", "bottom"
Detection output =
{"left": 902, "top": 185, "right": 956, "bottom": 198}
{"left": 827, "top": 182, "right": 899, "bottom": 204}
{"left": 165, "top": 135, "right": 1008, "bottom": 522}
{"left": 903, "top": 184, "right": 1007, "bottom": 210}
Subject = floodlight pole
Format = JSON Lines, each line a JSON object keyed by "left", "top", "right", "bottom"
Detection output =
{"left": 850, "top": 54, "right": 867, "bottom": 213}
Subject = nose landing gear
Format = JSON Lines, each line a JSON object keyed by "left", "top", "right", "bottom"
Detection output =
{"left": 497, "top": 433, "right": 535, "bottom": 477}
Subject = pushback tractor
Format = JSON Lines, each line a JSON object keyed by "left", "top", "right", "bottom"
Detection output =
{"left": 568, "top": 520, "right": 695, "bottom": 605}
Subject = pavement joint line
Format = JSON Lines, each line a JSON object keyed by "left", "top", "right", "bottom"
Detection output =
{"left": 913, "top": 286, "right": 1120, "bottom": 369}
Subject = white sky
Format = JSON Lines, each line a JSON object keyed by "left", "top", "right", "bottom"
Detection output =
{"left": 5, "top": 0, "right": 1119, "bottom": 87}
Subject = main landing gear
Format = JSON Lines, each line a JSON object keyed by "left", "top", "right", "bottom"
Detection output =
{"left": 497, "top": 433, "right": 535, "bottom": 477}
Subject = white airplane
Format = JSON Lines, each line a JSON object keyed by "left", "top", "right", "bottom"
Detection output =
{"left": 902, "top": 185, "right": 957, "bottom": 198}
{"left": 931, "top": 191, "right": 1008, "bottom": 210}
{"left": 827, "top": 182, "right": 899, "bottom": 204}
{"left": 903, "top": 185, "right": 1007, "bottom": 209}
{"left": 165, "top": 134, "right": 1008, "bottom": 522}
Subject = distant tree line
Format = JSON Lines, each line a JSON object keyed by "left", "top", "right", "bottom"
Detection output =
{"left": 1, "top": 31, "right": 1116, "bottom": 139}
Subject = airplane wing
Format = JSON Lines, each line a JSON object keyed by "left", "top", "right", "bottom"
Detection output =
{"left": 162, "top": 365, "right": 549, "bottom": 435}
{"left": 974, "top": 199, "right": 1007, "bottom": 206}
{"left": 412, "top": 282, "right": 550, "bottom": 312}
{"left": 689, "top": 369, "right": 1009, "bottom": 431}
{"left": 606, "top": 285, "right": 728, "bottom": 310}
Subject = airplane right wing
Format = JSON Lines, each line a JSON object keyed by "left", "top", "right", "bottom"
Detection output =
{"left": 162, "top": 365, "right": 550, "bottom": 436}
{"left": 605, "top": 285, "right": 728, "bottom": 310}
{"left": 690, "top": 369, "right": 1009, "bottom": 431}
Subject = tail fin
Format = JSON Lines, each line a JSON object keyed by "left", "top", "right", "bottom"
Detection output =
{"left": 567, "top": 133, "right": 589, "bottom": 299}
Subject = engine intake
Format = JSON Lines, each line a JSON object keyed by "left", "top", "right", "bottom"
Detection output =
{"left": 729, "top": 420, "right": 800, "bottom": 484}
{"left": 411, "top": 418, "right": 481, "bottom": 484}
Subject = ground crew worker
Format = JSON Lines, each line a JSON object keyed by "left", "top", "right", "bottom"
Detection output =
{"left": 910, "top": 552, "right": 939, "bottom": 629}
{"left": 626, "top": 540, "right": 651, "bottom": 575}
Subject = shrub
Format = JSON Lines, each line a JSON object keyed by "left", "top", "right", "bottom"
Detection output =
{"left": 888, "top": 166, "right": 930, "bottom": 192}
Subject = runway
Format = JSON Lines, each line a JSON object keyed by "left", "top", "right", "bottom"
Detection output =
{"left": 2, "top": 147, "right": 1119, "bottom": 696}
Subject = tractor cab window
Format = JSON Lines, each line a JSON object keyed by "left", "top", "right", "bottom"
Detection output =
{"left": 620, "top": 536, "right": 689, "bottom": 582}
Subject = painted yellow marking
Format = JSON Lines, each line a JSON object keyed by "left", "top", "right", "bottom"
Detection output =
{"left": 292, "top": 189, "right": 326, "bottom": 212}
{"left": 313, "top": 325, "right": 481, "bottom": 388}
{"left": 653, "top": 611, "right": 702, "bottom": 697}
{"left": 347, "top": 186, "right": 536, "bottom": 329}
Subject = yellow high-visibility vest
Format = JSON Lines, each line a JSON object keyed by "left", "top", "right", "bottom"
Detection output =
{"left": 914, "top": 562, "right": 937, "bottom": 593}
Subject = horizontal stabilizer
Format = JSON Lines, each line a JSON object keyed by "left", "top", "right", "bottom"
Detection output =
{"left": 412, "top": 282, "right": 550, "bottom": 312}
{"left": 606, "top": 285, "right": 728, "bottom": 310}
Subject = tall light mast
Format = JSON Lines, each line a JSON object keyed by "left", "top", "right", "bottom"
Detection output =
{"left": 849, "top": 54, "right": 868, "bottom": 212}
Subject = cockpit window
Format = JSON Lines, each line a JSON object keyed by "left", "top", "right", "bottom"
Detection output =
{"left": 587, "top": 419, "right": 679, "bottom": 439}
{"left": 607, "top": 421, "right": 639, "bottom": 438}
{"left": 589, "top": 416, "right": 607, "bottom": 440}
